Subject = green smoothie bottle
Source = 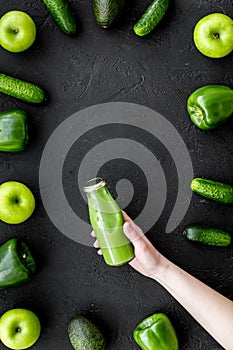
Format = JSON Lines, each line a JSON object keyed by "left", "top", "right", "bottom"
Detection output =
{"left": 84, "top": 178, "right": 135, "bottom": 266}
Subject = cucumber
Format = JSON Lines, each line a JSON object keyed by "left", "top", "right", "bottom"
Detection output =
{"left": 184, "top": 225, "right": 231, "bottom": 246}
{"left": 191, "top": 178, "right": 233, "bottom": 204}
{"left": 68, "top": 316, "right": 106, "bottom": 350}
{"left": 93, "top": 0, "right": 125, "bottom": 28}
{"left": 43, "top": 0, "right": 76, "bottom": 35}
{"left": 134, "top": 0, "right": 169, "bottom": 36}
{"left": 0, "top": 73, "right": 45, "bottom": 104}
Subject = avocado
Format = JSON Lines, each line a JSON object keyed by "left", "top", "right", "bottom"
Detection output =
{"left": 93, "top": 0, "right": 125, "bottom": 28}
{"left": 68, "top": 316, "right": 106, "bottom": 350}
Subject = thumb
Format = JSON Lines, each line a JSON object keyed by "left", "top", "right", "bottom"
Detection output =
{"left": 123, "top": 221, "right": 144, "bottom": 245}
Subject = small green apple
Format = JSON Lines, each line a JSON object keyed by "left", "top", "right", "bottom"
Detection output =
{"left": 0, "top": 308, "right": 41, "bottom": 350}
{"left": 0, "top": 181, "right": 35, "bottom": 224}
{"left": 193, "top": 13, "right": 233, "bottom": 58}
{"left": 0, "top": 11, "right": 36, "bottom": 53}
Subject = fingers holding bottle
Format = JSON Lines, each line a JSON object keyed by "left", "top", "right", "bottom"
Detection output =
{"left": 91, "top": 230, "right": 102, "bottom": 255}
{"left": 122, "top": 212, "right": 168, "bottom": 278}
{"left": 90, "top": 210, "right": 165, "bottom": 277}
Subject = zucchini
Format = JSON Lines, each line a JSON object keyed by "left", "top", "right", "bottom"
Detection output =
{"left": 191, "top": 178, "right": 233, "bottom": 204}
{"left": 134, "top": 0, "right": 169, "bottom": 36}
{"left": 184, "top": 225, "right": 231, "bottom": 246}
{"left": 0, "top": 73, "right": 45, "bottom": 104}
{"left": 43, "top": 0, "right": 76, "bottom": 35}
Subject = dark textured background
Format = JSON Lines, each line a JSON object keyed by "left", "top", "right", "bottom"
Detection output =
{"left": 0, "top": 0, "right": 233, "bottom": 349}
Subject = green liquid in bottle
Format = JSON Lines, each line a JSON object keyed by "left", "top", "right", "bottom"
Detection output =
{"left": 84, "top": 178, "right": 135, "bottom": 266}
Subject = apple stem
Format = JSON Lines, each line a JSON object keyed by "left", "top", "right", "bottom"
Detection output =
{"left": 16, "top": 327, "right": 21, "bottom": 333}
{"left": 213, "top": 33, "right": 220, "bottom": 39}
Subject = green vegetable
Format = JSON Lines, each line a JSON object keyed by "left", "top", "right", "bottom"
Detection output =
{"left": 0, "top": 73, "right": 45, "bottom": 104}
{"left": 184, "top": 225, "right": 231, "bottom": 246}
{"left": 0, "top": 238, "right": 36, "bottom": 290}
{"left": 43, "top": 0, "right": 76, "bottom": 35}
{"left": 134, "top": 0, "right": 169, "bottom": 36}
{"left": 93, "top": 0, "right": 125, "bottom": 28}
{"left": 191, "top": 178, "right": 233, "bottom": 204}
{"left": 0, "top": 109, "right": 29, "bottom": 152}
{"left": 187, "top": 85, "right": 233, "bottom": 130}
{"left": 133, "top": 313, "right": 179, "bottom": 350}
{"left": 68, "top": 316, "right": 106, "bottom": 350}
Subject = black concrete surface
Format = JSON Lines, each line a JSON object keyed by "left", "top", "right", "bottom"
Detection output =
{"left": 0, "top": 0, "right": 233, "bottom": 349}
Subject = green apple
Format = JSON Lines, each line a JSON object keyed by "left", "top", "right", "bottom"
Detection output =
{"left": 0, "top": 181, "right": 35, "bottom": 224}
{"left": 0, "top": 11, "right": 36, "bottom": 53}
{"left": 193, "top": 13, "right": 233, "bottom": 58}
{"left": 0, "top": 308, "right": 41, "bottom": 350}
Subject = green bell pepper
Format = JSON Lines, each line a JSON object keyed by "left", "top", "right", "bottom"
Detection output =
{"left": 187, "top": 85, "right": 233, "bottom": 130}
{"left": 0, "top": 238, "right": 36, "bottom": 290}
{"left": 133, "top": 313, "right": 179, "bottom": 350}
{"left": 0, "top": 109, "right": 29, "bottom": 151}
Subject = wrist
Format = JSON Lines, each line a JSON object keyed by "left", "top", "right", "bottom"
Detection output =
{"left": 150, "top": 254, "right": 174, "bottom": 283}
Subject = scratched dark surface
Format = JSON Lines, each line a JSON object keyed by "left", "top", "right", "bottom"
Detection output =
{"left": 0, "top": 0, "right": 233, "bottom": 349}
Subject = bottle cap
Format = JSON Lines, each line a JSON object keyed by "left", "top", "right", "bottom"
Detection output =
{"left": 83, "top": 177, "right": 106, "bottom": 193}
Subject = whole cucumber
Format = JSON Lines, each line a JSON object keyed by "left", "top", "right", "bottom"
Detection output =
{"left": 191, "top": 178, "right": 233, "bottom": 204}
{"left": 0, "top": 73, "right": 45, "bottom": 104}
{"left": 43, "top": 0, "right": 76, "bottom": 35}
{"left": 184, "top": 225, "right": 231, "bottom": 246}
{"left": 134, "top": 0, "right": 169, "bottom": 36}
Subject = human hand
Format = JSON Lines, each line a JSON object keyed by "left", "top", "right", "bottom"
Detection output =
{"left": 93, "top": 214, "right": 233, "bottom": 350}
{"left": 91, "top": 211, "right": 166, "bottom": 278}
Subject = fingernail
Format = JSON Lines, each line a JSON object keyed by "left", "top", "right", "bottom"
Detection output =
{"left": 93, "top": 241, "right": 99, "bottom": 248}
